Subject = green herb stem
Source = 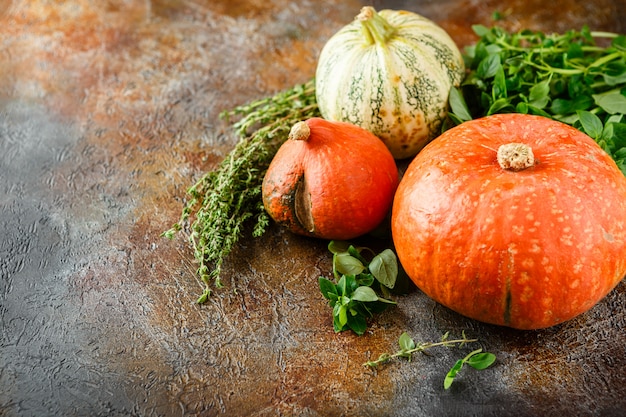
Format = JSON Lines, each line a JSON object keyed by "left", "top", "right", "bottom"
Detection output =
{"left": 364, "top": 337, "right": 478, "bottom": 368}
{"left": 163, "top": 79, "right": 319, "bottom": 302}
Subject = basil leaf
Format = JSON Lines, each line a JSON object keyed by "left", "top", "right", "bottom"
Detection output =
{"left": 493, "top": 65, "right": 507, "bottom": 100}
{"left": 487, "top": 97, "right": 513, "bottom": 115}
{"left": 515, "top": 101, "right": 528, "bottom": 114}
{"left": 602, "top": 71, "right": 626, "bottom": 86}
{"left": 398, "top": 332, "right": 416, "bottom": 351}
{"left": 449, "top": 87, "right": 472, "bottom": 122}
{"left": 471, "top": 24, "right": 490, "bottom": 38}
{"left": 550, "top": 98, "right": 572, "bottom": 115}
{"left": 328, "top": 240, "right": 350, "bottom": 254}
{"left": 369, "top": 249, "right": 398, "bottom": 289}
{"left": 318, "top": 277, "right": 338, "bottom": 300}
{"left": 611, "top": 34, "right": 626, "bottom": 50}
{"left": 351, "top": 286, "right": 379, "bottom": 302}
{"left": 577, "top": 110, "right": 604, "bottom": 139}
{"left": 609, "top": 122, "right": 626, "bottom": 148}
{"left": 444, "top": 360, "right": 464, "bottom": 390}
{"left": 467, "top": 352, "right": 497, "bottom": 370}
{"left": 355, "top": 273, "right": 374, "bottom": 287}
{"left": 334, "top": 252, "right": 365, "bottom": 276}
{"left": 477, "top": 53, "right": 501, "bottom": 79}
{"left": 528, "top": 79, "right": 550, "bottom": 109}
{"left": 347, "top": 314, "right": 367, "bottom": 335}
{"left": 338, "top": 304, "right": 348, "bottom": 327}
{"left": 337, "top": 275, "right": 348, "bottom": 296}
{"left": 593, "top": 92, "right": 626, "bottom": 115}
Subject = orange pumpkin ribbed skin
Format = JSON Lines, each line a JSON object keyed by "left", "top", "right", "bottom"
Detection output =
{"left": 263, "top": 117, "right": 398, "bottom": 240}
{"left": 391, "top": 113, "right": 626, "bottom": 330}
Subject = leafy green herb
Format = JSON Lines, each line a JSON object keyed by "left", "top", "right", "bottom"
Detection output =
{"left": 447, "top": 25, "right": 626, "bottom": 175}
{"left": 364, "top": 331, "right": 477, "bottom": 367}
{"left": 365, "top": 332, "right": 496, "bottom": 388}
{"left": 444, "top": 348, "right": 496, "bottom": 389}
{"left": 163, "top": 80, "right": 320, "bottom": 303}
{"left": 319, "top": 241, "right": 398, "bottom": 335}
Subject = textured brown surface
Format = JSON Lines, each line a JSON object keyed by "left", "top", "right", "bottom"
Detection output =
{"left": 1, "top": 1, "right": 626, "bottom": 416}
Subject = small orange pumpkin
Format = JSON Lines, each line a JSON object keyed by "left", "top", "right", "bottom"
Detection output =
{"left": 392, "top": 113, "right": 626, "bottom": 330}
{"left": 262, "top": 117, "right": 398, "bottom": 240}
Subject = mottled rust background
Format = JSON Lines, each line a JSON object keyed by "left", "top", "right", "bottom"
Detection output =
{"left": 1, "top": 1, "right": 626, "bottom": 416}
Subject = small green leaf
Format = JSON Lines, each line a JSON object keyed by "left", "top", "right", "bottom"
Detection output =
{"left": 328, "top": 240, "right": 351, "bottom": 254}
{"left": 467, "top": 352, "right": 497, "bottom": 370}
{"left": 318, "top": 277, "right": 338, "bottom": 300}
{"left": 369, "top": 249, "right": 398, "bottom": 289}
{"left": 398, "top": 332, "right": 416, "bottom": 351}
{"left": 334, "top": 253, "right": 366, "bottom": 276}
{"left": 333, "top": 313, "right": 345, "bottom": 333}
{"left": 487, "top": 97, "right": 513, "bottom": 115}
{"left": 606, "top": 114, "right": 624, "bottom": 124}
{"left": 612, "top": 34, "right": 626, "bottom": 50}
{"left": 337, "top": 275, "right": 348, "bottom": 296}
{"left": 447, "top": 112, "right": 467, "bottom": 127}
{"left": 355, "top": 273, "right": 375, "bottom": 287}
{"left": 351, "top": 286, "right": 379, "bottom": 302}
{"left": 528, "top": 79, "right": 550, "bottom": 109}
{"left": 196, "top": 289, "right": 210, "bottom": 304}
{"left": 347, "top": 245, "right": 364, "bottom": 261}
{"left": 338, "top": 304, "right": 348, "bottom": 327}
{"left": 566, "top": 42, "right": 584, "bottom": 59}
{"left": 477, "top": 53, "right": 501, "bottom": 79}
{"left": 608, "top": 122, "right": 626, "bottom": 148}
{"left": 602, "top": 71, "right": 626, "bottom": 86}
{"left": 449, "top": 87, "right": 472, "bottom": 122}
{"left": 526, "top": 105, "right": 552, "bottom": 118}
{"left": 515, "top": 101, "right": 528, "bottom": 114}
{"left": 348, "top": 314, "right": 367, "bottom": 335}
{"left": 577, "top": 110, "right": 604, "bottom": 139}
{"left": 593, "top": 92, "right": 626, "bottom": 115}
{"left": 492, "top": 65, "right": 507, "bottom": 100}
{"left": 571, "top": 94, "right": 594, "bottom": 112}
{"left": 549, "top": 98, "right": 572, "bottom": 115}
{"left": 444, "top": 360, "right": 464, "bottom": 390}
{"left": 343, "top": 274, "right": 359, "bottom": 293}
{"left": 471, "top": 24, "right": 490, "bottom": 38}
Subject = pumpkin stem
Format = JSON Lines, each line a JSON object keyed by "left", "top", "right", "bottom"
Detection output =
{"left": 289, "top": 121, "right": 311, "bottom": 142}
{"left": 357, "top": 6, "right": 396, "bottom": 46}
{"left": 497, "top": 143, "right": 535, "bottom": 171}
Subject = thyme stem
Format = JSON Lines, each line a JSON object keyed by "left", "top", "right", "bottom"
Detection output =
{"left": 163, "top": 79, "right": 319, "bottom": 302}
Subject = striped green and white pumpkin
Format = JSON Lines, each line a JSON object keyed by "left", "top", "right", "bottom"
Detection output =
{"left": 315, "top": 7, "right": 465, "bottom": 159}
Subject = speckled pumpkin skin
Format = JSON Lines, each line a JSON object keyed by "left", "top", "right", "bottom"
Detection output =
{"left": 392, "top": 113, "right": 626, "bottom": 330}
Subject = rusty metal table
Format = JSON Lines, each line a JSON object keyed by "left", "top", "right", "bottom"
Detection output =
{"left": 2, "top": 1, "right": 626, "bottom": 416}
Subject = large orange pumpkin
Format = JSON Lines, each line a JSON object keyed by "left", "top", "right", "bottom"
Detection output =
{"left": 263, "top": 117, "right": 398, "bottom": 240}
{"left": 392, "top": 113, "right": 626, "bottom": 329}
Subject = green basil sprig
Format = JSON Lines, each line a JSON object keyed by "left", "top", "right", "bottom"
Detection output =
{"left": 318, "top": 241, "right": 398, "bottom": 335}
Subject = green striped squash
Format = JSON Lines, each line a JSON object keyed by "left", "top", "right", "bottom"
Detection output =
{"left": 315, "top": 7, "right": 465, "bottom": 159}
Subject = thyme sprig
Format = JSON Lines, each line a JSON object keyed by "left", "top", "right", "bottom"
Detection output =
{"left": 163, "top": 80, "right": 319, "bottom": 303}
{"left": 364, "top": 331, "right": 478, "bottom": 368}
{"left": 365, "top": 331, "right": 496, "bottom": 388}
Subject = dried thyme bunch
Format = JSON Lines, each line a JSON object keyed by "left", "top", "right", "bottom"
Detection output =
{"left": 163, "top": 79, "right": 319, "bottom": 303}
